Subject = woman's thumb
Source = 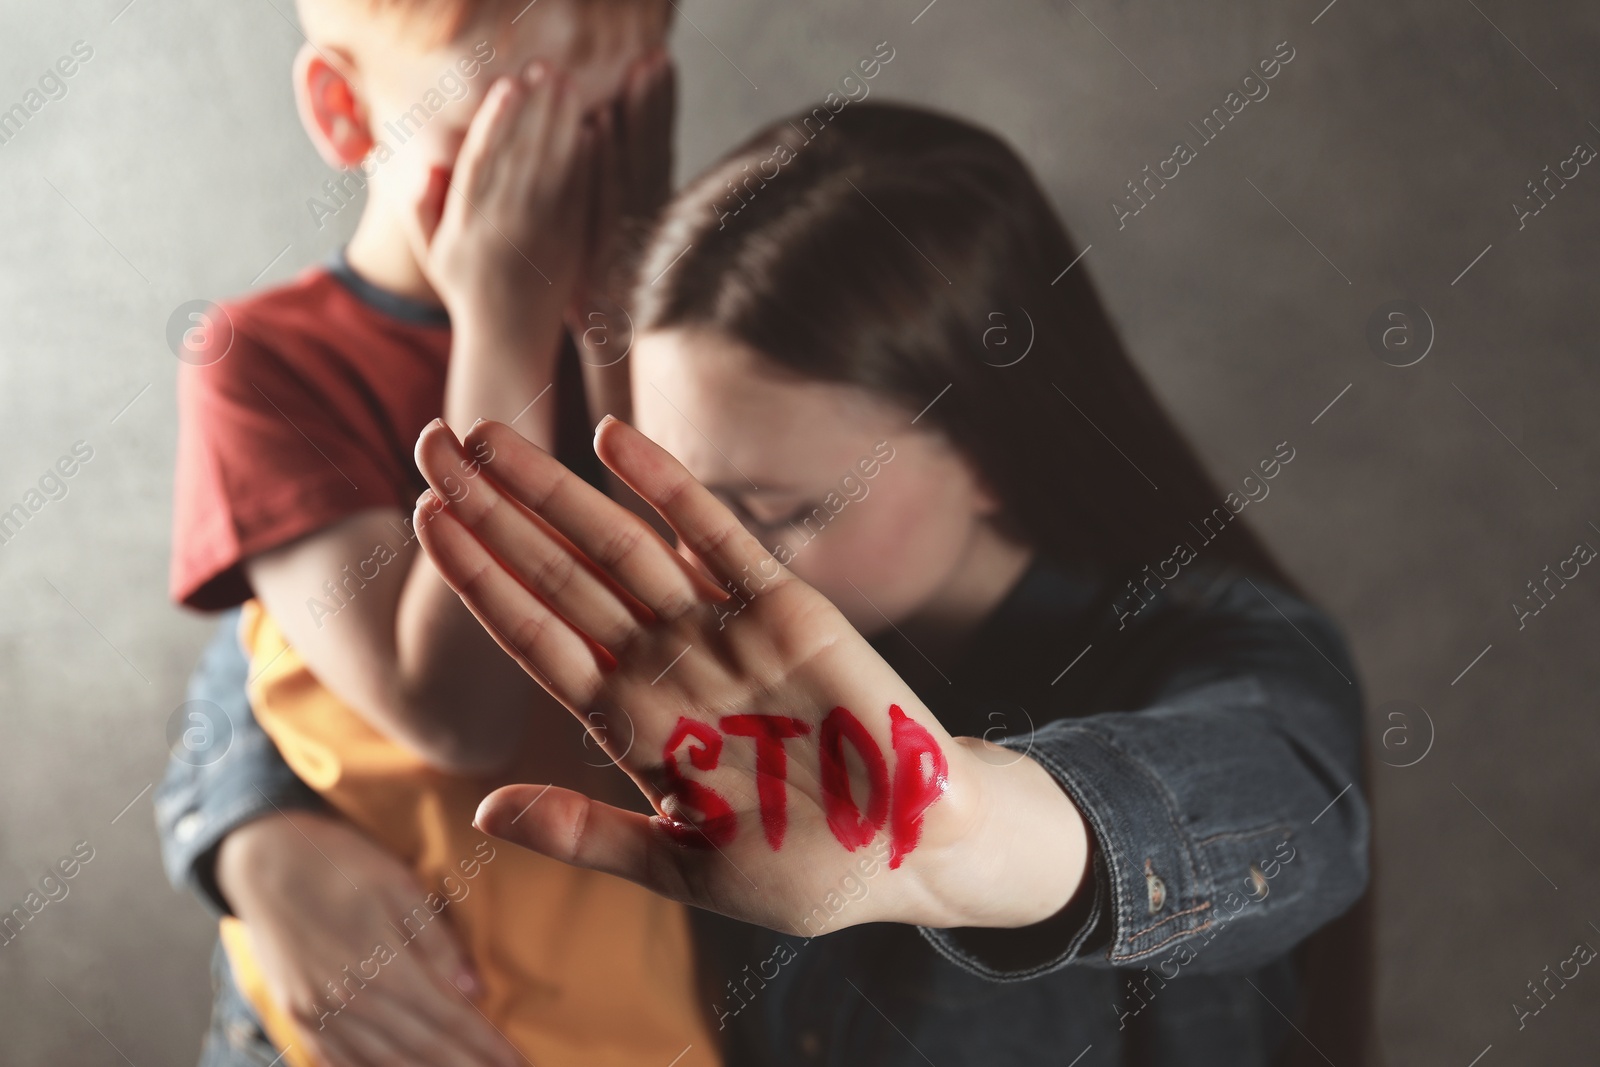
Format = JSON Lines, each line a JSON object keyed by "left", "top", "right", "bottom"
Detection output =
{"left": 473, "top": 784, "right": 561, "bottom": 853}
{"left": 474, "top": 784, "right": 676, "bottom": 896}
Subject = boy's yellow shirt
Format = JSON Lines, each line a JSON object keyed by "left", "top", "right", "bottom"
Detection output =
{"left": 224, "top": 599, "right": 719, "bottom": 1067}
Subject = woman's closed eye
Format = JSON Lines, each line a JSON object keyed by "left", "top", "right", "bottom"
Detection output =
{"left": 727, "top": 495, "right": 810, "bottom": 533}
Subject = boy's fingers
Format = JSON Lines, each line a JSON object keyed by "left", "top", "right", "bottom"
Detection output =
{"left": 550, "top": 70, "right": 584, "bottom": 163}
{"left": 595, "top": 103, "right": 620, "bottom": 207}
{"left": 627, "top": 51, "right": 675, "bottom": 215}
{"left": 542, "top": 77, "right": 589, "bottom": 224}
{"left": 452, "top": 75, "right": 525, "bottom": 208}
{"left": 413, "top": 490, "right": 606, "bottom": 713}
{"left": 409, "top": 164, "right": 451, "bottom": 248}
{"left": 512, "top": 62, "right": 562, "bottom": 171}
{"left": 572, "top": 123, "right": 601, "bottom": 288}
{"left": 586, "top": 109, "right": 613, "bottom": 227}
{"left": 593, "top": 415, "right": 792, "bottom": 596}
{"left": 474, "top": 785, "right": 696, "bottom": 904}
{"left": 637, "top": 50, "right": 676, "bottom": 131}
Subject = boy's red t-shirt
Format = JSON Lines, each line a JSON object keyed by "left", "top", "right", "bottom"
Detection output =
{"left": 169, "top": 251, "right": 593, "bottom": 610}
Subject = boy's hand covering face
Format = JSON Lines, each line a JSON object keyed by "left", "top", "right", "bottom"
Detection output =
{"left": 404, "top": 61, "right": 596, "bottom": 335}
{"left": 408, "top": 417, "right": 1091, "bottom": 938}
{"left": 580, "top": 48, "right": 676, "bottom": 310}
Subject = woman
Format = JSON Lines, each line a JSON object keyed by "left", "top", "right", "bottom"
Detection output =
{"left": 160, "top": 102, "right": 1377, "bottom": 1066}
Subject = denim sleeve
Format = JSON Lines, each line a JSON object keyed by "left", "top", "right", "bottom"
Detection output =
{"left": 919, "top": 569, "right": 1369, "bottom": 980}
{"left": 153, "top": 608, "right": 326, "bottom": 918}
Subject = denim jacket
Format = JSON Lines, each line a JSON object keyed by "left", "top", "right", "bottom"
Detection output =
{"left": 155, "top": 554, "right": 1370, "bottom": 1067}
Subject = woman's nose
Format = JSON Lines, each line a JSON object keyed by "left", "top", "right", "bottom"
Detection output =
{"left": 674, "top": 536, "right": 722, "bottom": 587}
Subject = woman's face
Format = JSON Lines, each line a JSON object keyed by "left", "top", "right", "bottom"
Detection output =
{"left": 630, "top": 326, "right": 1003, "bottom": 637}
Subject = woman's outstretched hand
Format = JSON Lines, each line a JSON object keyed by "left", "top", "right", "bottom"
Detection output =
{"left": 410, "top": 415, "right": 1090, "bottom": 935}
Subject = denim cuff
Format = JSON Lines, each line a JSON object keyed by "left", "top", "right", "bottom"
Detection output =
{"left": 918, "top": 718, "right": 1221, "bottom": 980}
{"left": 155, "top": 761, "right": 324, "bottom": 920}
{"left": 1007, "top": 723, "right": 1219, "bottom": 965}
{"left": 154, "top": 609, "right": 326, "bottom": 919}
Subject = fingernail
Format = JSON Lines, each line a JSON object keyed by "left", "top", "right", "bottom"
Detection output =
{"left": 523, "top": 59, "right": 546, "bottom": 84}
{"left": 471, "top": 416, "right": 485, "bottom": 428}
{"left": 598, "top": 413, "right": 616, "bottom": 427}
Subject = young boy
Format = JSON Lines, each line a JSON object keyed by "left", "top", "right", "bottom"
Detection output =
{"left": 169, "top": 1, "right": 713, "bottom": 1064}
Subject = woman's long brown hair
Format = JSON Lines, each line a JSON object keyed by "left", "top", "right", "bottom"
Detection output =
{"left": 633, "top": 101, "right": 1379, "bottom": 1067}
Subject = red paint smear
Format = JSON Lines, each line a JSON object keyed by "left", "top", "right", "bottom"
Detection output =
{"left": 720, "top": 714, "right": 812, "bottom": 851}
{"left": 818, "top": 705, "right": 890, "bottom": 850}
{"left": 655, "top": 811, "right": 738, "bottom": 848}
{"left": 887, "top": 704, "right": 949, "bottom": 869}
{"left": 660, "top": 716, "right": 737, "bottom": 848}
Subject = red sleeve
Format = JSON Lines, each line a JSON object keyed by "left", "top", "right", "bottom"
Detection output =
{"left": 169, "top": 316, "right": 406, "bottom": 612}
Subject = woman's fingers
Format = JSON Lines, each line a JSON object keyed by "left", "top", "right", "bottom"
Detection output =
{"left": 592, "top": 414, "right": 792, "bottom": 593}
{"left": 474, "top": 784, "right": 695, "bottom": 905}
{"left": 352, "top": 990, "right": 505, "bottom": 1067}
{"left": 413, "top": 488, "right": 606, "bottom": 713}
{"left": 315, "top": 1011, "right": 432, "bottom": 1067}
{"left": 395, "top": 889, "right": 479, "bottom": 1000}
{"left": 416, "top": 420, "right": 645, "bottom": 651}
{"left": 461, "top": 420, "right": 723, "bottom": 619}
{"left": 363, "top": 961, "right": 520, "bottom": 1067}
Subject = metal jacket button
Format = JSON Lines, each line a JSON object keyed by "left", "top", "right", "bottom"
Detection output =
{"left": 1144, "top": 860, "right": 1167, "bottom": 913}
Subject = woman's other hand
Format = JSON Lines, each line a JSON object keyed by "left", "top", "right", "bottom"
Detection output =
{"left": 216, "top": 810, "right": 521, "bottom": 1067}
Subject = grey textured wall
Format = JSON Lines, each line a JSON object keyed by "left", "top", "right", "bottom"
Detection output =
{"left": 2, "top": 0, "right": 1598, "bottom": 1062}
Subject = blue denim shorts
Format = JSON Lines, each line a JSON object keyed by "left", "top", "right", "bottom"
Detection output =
{"left": 197, "top": 939, "right": 283, "bottom": 1067}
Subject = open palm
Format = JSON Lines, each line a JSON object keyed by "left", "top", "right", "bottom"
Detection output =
{"left": 410, "top": 416, "right": 997, "bottom": 935}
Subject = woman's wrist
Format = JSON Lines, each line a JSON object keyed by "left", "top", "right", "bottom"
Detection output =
{"left": 930, "top": 739, "right": 1092, "bottom": 930}
{"left": 214, "top": 809, "right": 335, "bottom": 914}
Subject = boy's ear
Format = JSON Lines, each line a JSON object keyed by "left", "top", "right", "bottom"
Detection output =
{"left": 292, "top": 42, "right": 373, "bottom": 168}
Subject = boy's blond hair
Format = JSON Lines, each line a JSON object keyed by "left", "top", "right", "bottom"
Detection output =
{"left": 298, "top": 0, "right": 670, "bottom": 54}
